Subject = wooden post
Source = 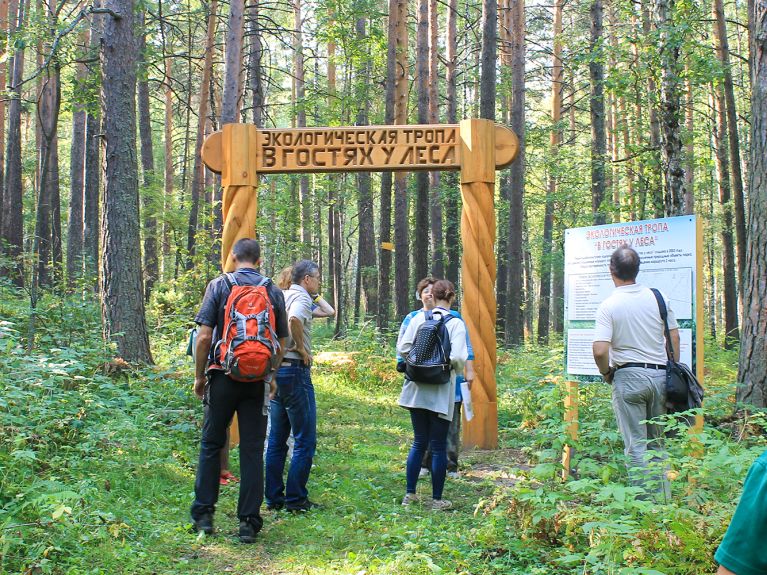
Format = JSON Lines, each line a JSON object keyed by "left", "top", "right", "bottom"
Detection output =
{"left": 459, "top": 119, "right": 498, "bottom": 449}
{"left": 219, "top": 123, "right": 260, "bottom": 271}
{"left": 217, "top": 123, "right": 259, "bottom": 446}
{"left": 561, "top": 380, "right": 578, "bottom": 480}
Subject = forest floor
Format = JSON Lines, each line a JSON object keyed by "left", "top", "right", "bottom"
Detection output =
{"left": 2, "top": 299, "right": 767, "bottom": 574}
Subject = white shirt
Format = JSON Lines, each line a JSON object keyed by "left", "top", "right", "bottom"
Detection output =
{"left": 593, "top": 283, "right": 678, "bottom": 366}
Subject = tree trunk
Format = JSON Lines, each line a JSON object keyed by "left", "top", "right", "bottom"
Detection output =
{"left": 100, "top": 0, "right": 153, "bottom": 363}
{"left": 641, "top": 0, "right": 663, "bottom": 216}
{"left": 293, "top": 0, "right": 311, "bottom": 249}
{"left": 0, "top": 0, "right": 8, "bottom": 224}
{"left": 1, "top": 0, "right": 26, "bottom": 286}
{"left": 355, "top": 17, "right": 377, "bottom": 317}
{"left": 83, "top": 1, "right": 102, "bottom": 286}
{"left": 67, "top": 30, "right": 88, "bottom": 287}
{"left": 713, "top": 0, "right": 746, "bottom": 295}
{"left": 538, "top": 0, "right": 562, "bottom": 344}
{"left": 187, "top": 0, "right": 218, "bottom": 267}
{"left": 736, "top": 0, "right": 767, "bottom": 408}
{"left": 162, "top": 57, "right": 173, "bottom": 279}
{"left": 710, "top": 85, "right": 739, "bottom": 347}
{"left": 444, "top": 0, "right": 460, "bottom": 287}
{"left": 505, "top": 0, "right": 525, "bottom": 346}
{"left": 393, "top": 0, "right": 409, "bottom": 317}
{"left": 590, "top": 0, "right": 606, "bottom": 224}
{"left": 653, "top": 0, "right": 686, "bottom": 215}
{"left": 479, "top": 0, "right": 496, "bottom": 119}
{"left": 248, "top": 0, "right": 264, "bottom": 128}
{"left": 378, "top": 0, "right": 397, "bottom": 329}
{"left": 414, "top": 0, "right": 429, "bottom": 283}
{"left": 428, "top": 0, "right": 442, "bottom": 277}
{"left": 137, "top": 12, "right": 157, "bottom": 299}
{"left": 683, "top": 75, "right": 694, "bottom": 214}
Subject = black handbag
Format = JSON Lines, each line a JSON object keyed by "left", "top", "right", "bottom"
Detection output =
{"left": 650, "top": 288, "right": 705, "bottom": 413}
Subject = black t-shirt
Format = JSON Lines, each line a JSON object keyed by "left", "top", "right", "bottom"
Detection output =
{"left": 195, "top": 267, "right": 289, "bottom": 365}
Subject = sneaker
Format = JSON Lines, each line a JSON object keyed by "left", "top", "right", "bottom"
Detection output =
{"left": 286, "top": 499, "right": 318, "bottom": 512}
{"left": 431, "top": 499, "right": 453, "bottom": 511}
{"left": 418, "top": 467, "right": 430, "bottom": 478}
{"left": 401, "top": 493, "right": 419, "bottom": 506}
{"left": 220, "top": 471, "right": 239, "bottom": 484}
{"left": 192, "top": 512, "right": 214, "bottom": 535}
{"left": 239, "top": 520, "right": 257, "bottom": 544}
{"left": 447, "top": 471, "right": 460, "bottom": 479}
{"left": 266, "top": 501, "right": 284, "bottom": 511}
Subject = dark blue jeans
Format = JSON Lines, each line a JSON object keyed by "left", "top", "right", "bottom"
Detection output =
{"left": 406, "top": 408, "right": 451, "bottom": 500}
{"left": 191, "top": 371, "right": 267, "bottom": 529}
{"left": 265, "top": 362, "right": 316, "bottom": 507}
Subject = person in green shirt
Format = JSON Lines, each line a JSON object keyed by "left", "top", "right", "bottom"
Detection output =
{"left": 715, "top": 450, "right": 767, "bottom": 575}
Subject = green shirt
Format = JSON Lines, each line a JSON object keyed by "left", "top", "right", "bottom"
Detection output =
{"left": 715, "top": 450, "right": 767, "bottom": 575}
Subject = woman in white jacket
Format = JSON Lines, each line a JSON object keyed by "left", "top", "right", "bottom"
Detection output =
{"left": 396, "top": 279, "right": 468, "bottom": 510}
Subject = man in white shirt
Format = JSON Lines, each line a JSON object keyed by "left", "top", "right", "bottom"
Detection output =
{"left": 592, "top": 246, "right": 680, "bottom": 500}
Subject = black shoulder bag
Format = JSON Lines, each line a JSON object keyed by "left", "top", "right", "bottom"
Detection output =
{"left": 650, "top": 288, "right": 704, "bottom": 413}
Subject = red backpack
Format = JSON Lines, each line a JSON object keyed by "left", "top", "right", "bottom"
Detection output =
{"left": 214, "top": 273, "right": 279, "bottom": 382}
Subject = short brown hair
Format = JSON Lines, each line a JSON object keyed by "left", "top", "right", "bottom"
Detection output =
{"left": 416, "top": 276, "right": 438, "bottom": 296}
{"left": 431, "top": 279, "right": 456, "bottom": 302}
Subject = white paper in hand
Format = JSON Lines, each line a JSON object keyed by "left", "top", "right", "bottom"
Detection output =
{"left": 461, "top": 381, "right": 474, "bottom": 421}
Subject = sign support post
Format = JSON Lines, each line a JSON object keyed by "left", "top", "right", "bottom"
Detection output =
{"left": 459, "top": 119, "right": 498, "bottom": 449}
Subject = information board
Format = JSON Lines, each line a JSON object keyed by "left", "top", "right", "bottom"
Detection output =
{"left": 564, "top": 215, "right": 699, "bottom": 380}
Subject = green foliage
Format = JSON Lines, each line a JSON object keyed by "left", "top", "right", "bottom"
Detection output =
{"left": 1, "top": 288, "right": 763, "bottom": 574}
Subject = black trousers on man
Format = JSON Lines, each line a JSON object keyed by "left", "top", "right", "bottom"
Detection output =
{"left": 190, "top": 371, "right": 268, "bottom": 530}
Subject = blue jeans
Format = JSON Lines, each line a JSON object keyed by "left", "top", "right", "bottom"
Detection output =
{"left": 265, "top": 362, "right": 316, "bottom": 507}
{"left": 406, "top": 408, "right": 450, "bottom": 500}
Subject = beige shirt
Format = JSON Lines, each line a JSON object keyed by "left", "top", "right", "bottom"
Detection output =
{"left": 593, "top": 283, "right": 678, "bottom": 366}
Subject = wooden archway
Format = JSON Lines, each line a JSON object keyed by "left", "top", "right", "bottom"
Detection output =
{"left": 202, "top": 119, "right": 518, "bottom": 449}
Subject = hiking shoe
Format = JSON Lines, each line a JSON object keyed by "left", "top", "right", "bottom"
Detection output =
{"left": 431, "top": 499, "right": 453, "bottom": 511}
{"left": 401, "top": 493, "right": 419, "bottom": 506}
{"left": 266, "top": 501, "right": 284, "bottom": 511}
{"left": 192, "top": 512, "right": 214, "bottom": 535}
{"left": 286, "top": 499, "right": 318, "bottom": 512}
{"left": 447, "top": 471, "right": 460, "bottom": 479}
{"left": 418, "top": 467, "right": 430, "bottom": 478}
{"left": 239, "top": 520, "right": 257, "bottom": 544}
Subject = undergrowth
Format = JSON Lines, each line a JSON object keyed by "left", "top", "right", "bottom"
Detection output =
{"left": 1, "top": 286, "right": 765, "bottom": 574}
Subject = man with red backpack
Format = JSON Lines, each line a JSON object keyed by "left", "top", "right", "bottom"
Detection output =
{"left": 190, "top": 238, "right": 288, "bottom": 543}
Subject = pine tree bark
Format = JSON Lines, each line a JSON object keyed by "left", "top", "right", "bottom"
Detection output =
{"left": 0, "top": 0, "right": 8, "bottom": 220}
{"left": 187, "top": 0, "right": 218, "bottom": 267}
{"left": 294, "top": 0, "right": 311, "bottom": 249}
{"left": 100, "top": 0, "right": 153, "bottom": 363}
{"left": 713, "top": 0, "right": 746, "bottom": 292}
{"left": 393, "top": 0, "right": 409, "bottom": 317}
{"left": 67, "top": 30, "right": 88, "bottom": 287}
{"left": 355, "top": 17, "right": 377, "bottom": 317}
{"left": 137, "top": 12, "right": 157, "bottom": 298}
{"left": 414, "top": 0, "right": 430, "bottom": 283}
{"left": 505, "top": 0, "right": 525, "bottom": 346}
{"left": 479, "top": 0, "right": 496, "bottom": 119}
{"left": 162, "top": 57, "right": 173, "bottom": 278}
{"left": 653, "top": 0, "right": 686, "bottom": 215}
{"left": 378, "top": 0, "right": 397, "bottom": 328}
{"left": 590, "top": 0, "right": 606, "bottom": 224}
{"left": 538, "top": 0, "right": 562, "bottom": 344}
{"left": 710, "top": 84, "right": 739, "bottom": 347}
{"left": 247, "top": 0, "right": 263, "bottom": 127}
{"left": 428, "top": 0, "right": 442, "bottom": 277}
{"left": 1, "top": 0, "right": 26, "bottom": 286}
{"left": 83, "top": 2, "right": 102, "bottom": 286}
{"left": 736, "top": 0, "right": 767, "bottom": 408}
{"left": 444, "top": 0, "right": 460, "bottom": 286}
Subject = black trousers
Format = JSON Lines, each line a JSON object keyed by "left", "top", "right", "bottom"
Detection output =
{"left": 190, "top": 371, "right": 268, "bottom": 529}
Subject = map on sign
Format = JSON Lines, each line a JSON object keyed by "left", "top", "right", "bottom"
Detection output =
{"left": 563, "top": 216, "right": 699, "bottom": 381}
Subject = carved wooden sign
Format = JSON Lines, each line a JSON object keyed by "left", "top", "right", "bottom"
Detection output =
{"left": 201, "top": 123, "right": 518, "bottom": 174}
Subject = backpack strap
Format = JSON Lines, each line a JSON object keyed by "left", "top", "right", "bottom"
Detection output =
{"left": 650, "top": 288, "right": 675, "bottom": 361}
